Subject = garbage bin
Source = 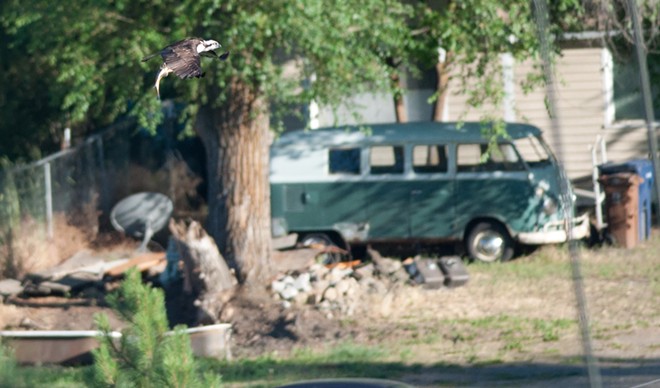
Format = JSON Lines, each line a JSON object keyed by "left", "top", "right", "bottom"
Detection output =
{"left": 599, "top": 159, "right": 653, "bottom": 241}
{"left": 598, "top": 173, "right": 644, "bottom": 248}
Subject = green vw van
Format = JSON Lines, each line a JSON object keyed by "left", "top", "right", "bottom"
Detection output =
{"left": 270, "top": 122, "right": 589, "bottom": 262}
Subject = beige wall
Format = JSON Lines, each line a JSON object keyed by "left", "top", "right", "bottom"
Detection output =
{"left": 447, "top": 47, "right": 650, "bottom": 180}
{"left": 444, "top": 61, "right": 503, "bottom": 122}
{"left": 519, "top": 48, "right": 607, "bottom": 179}
{"left": 317, "top": 47, "right": 651, "bottom": 180}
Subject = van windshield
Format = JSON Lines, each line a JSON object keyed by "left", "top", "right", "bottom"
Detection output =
{"left": 513, "top": 135, "right": 554, "bottom": 167}
{"left": 457, "top": 143, "right": 525, "bottom": 172}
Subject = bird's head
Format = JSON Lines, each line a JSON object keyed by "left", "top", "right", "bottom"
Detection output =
{"left": 197, "top": 39, "right": 221, "bottom": 53}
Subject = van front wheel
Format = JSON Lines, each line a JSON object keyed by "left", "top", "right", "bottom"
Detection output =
{"left": 299, "top": 233, "right": 335, "bottom": 249}
{"left": 466, "top": 222, "right": 514, "bottom": 263}
{"left": 297, "top": 233, "right": 347, "bottom": 265}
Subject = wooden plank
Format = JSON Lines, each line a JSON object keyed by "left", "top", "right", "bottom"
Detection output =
{"left": 27, "top": 250, "right": 105, "bottom": 282}
{"left": 325, "top": 260, "right": 361, "bottom": 270}
{"left": 0, "top": 279, "right": 23, "bottom": 298}
{"left": 104, "top": 252, "right": 166, "bottom": 277}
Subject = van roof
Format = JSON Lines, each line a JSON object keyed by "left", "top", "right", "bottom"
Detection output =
{"left": 274, "top": 122, "right": 541, "bottom": 147}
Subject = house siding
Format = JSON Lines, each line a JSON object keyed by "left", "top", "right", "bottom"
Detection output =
{"left": 317, "top": 47, "right": 651, "bottom": 180}
{"left": 448, "top": 47, "right": 650, "bottom": 179}
{"left": 518, "top": 48, "right": 606, "bottom": 179}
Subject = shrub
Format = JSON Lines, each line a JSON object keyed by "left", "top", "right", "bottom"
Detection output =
{"left": 0, "top": 343, "right": 19, "bottom": 388}
{"left": 89, "top": 269, "right": 221, "bottom": 388}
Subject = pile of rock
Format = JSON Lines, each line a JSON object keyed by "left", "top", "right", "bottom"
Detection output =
{"left": 270, "top": 254, "right": 431, "bottom": 318}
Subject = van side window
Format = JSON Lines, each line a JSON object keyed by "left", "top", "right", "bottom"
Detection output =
{"left": 457, "top": 143, "right": 524, "bottom": 172}
{"left": 329, "top": 148, "right": 361, "bottom": 174}
{"left": 513, "top": 136, "right": 552, "bottom": 167}
{"left": 413, "top": 145, "right": 448, "bottom": 173}
{"left": 370, "top": 145, "right": 404, "bottom": 174}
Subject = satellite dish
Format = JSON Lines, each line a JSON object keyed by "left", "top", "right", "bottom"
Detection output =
{"left": 110, "top": 192, "right": 174, "bottom": 252}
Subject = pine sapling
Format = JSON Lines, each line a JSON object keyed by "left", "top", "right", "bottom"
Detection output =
{"left": 89, "top": 268, "right": 221, "bottom": 388}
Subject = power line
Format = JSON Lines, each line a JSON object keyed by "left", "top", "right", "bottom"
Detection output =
{"left": 533, "top": 1, "right": 603, "bottom": 387}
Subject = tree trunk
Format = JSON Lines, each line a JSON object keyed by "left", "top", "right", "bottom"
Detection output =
{"left": 195, "top": 78, "right": 274, "bottom": 288}
{"left": 433, "top": 53, "right": 451, "bottom": 122}
{"left": 169, "top": 219, "right": 237, "bottom": 324}
{"left": 392, "top": 72, "right": 408, "bottom": 123}
{"left": 386, "top": 57, "right": 407, "bottom": 123}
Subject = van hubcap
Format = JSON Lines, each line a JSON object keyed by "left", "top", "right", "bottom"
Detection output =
{"left": 474, "top": 231, "right": 504, "bottom": 262}
{"left": 301, "top": 235, "right": 333, "bottom": 248}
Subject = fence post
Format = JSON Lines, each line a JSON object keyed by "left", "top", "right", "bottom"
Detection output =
{"left": 44, "top": 162, "right": 53, "bottom": 239}
{"left": 96, "top": 137, "right": 111, "bottom": 215}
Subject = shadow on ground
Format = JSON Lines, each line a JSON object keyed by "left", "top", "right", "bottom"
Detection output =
{"left": 211, "top": 356, "right": 660, "bottom": 388}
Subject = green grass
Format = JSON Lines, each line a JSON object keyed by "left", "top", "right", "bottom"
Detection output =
{"left": 200, "top": 342, "right": 419, "bottom": 387}
{"left": 580, "top": 234, "right": 660, "bottom": 281}
{"left": 1, "top": 343, "right": 85, "bottom": 387}
{"left": 534, "top": 318, "right": 573, "bottom": 342}
{"left": 389, "top": 314, "right": 575, "bottom": 351}
{"left": 6, "top": 234, "right": 660, "bottom": 387}
{"left": 435, "top": 315, "right": 576, "bottom": 355}
{"left": 650, "top": 264, "right": 660, "bottom": 296}
{"left": 469, "top": 249, "right": 571, "bottom": 280}
{"left": 5, "top": 343, "right": 417, "bottom": 388}
{"left": 1, "top": 364, "right": 87, "bottom": 388}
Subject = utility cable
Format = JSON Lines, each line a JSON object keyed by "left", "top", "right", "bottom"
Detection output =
{"left": 532, "top": 1, "right": 603, "bottom": 387}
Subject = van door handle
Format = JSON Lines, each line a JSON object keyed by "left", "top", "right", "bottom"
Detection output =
{"left": 411, "top": 190, "right": 422, "bottom": 196}
{"left": 302, "top": 192, "right": 318, "bottom": 204}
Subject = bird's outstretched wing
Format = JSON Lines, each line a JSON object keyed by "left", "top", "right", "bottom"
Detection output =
{"left": 141, "top": 52, "right": 159, "bottom": 62}
{"left": 200, "top": 51, "right": 230, "bottom": 61}
{"left": 162, "top": 45, "right": 204, "bottom": 79}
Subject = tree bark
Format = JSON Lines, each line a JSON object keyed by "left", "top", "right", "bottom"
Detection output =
{"left": 391, "top": 72, "right": 408, "bottom": 123}
{"left": 169, "top": 219, "right": 237, "bottom": 324}
{"left": 433, "top": 54, "right": 452, "bottom": 122}
{"left": 386, "top": 56, "right": 408, "bottom": 124}
{"left": 195, "top": 77, "right": 274, "bottom": 289}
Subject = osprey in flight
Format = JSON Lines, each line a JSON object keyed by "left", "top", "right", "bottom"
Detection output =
{"left": 142, "top": 37, "right": 229, "bottom": 98}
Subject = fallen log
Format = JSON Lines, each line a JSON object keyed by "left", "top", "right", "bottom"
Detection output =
{"left": 104, "top": 252, "right": 166, "bottom": 278}
{"left": 169, "top": 219, "right": 237, "bottom": 324}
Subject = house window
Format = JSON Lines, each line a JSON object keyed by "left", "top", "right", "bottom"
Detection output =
{"left": 369, "top": 145, "right": 404, "bottom": 174}
{"left": 611, "top": 51, "right": 660, "bottom": 121}
{"left": 412, "top": 145, "right": 448, "bottom": 173}
{"left": 329, "top": 148, "right": 361, "bottom": 175}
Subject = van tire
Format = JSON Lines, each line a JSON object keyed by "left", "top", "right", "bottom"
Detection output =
{"left": 297, "top": 233, "right": 347, "bottom": 264}
{"left": 299, "top": 233, "right": 335, "bottom": 249}
{"left": 466, "top": 221, "right": 514, "bottom": 263}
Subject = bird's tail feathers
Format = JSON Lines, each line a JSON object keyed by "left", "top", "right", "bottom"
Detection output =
{"left": 141, "top": 53, "right": 158, "bottom": 62}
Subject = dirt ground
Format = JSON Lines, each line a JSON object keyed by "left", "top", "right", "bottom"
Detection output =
{"left": 2, "top": 234, "right": 660, "bottom": 387}
{"left": 0, "top": 241, "right": 350, "bottom": 358}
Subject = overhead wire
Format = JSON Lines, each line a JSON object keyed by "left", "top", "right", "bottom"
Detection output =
{"left": 532, "top": 1, "right": 603, "bottom": 387}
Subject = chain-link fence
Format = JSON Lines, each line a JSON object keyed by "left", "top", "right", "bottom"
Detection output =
{"left": 0, "top": 122, "right": 133, "bottom": 277}
{"left": 0, "top": 115, "right": 208, "bottom": 277}
{"left": 1, "top": 121, "right": 132, "bottom": 234}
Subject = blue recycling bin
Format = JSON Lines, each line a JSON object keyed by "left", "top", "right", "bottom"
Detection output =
{"left": 599, "top": 159, "right": 654, "bottom": 241}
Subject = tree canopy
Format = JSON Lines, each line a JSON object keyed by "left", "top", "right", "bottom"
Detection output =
{"left": 0, "top": 0, "right": 418, "bottom": 285}
{"left": 0, "top": 1, "right": 592, "bottom": 155}
{"left": 0, "top": 0, "right": 598, "bottom": 285}
{"left": 0, "top": 1, "right": 414, "bottom": 149}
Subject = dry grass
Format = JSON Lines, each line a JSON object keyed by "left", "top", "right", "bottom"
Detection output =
{"left": 351, "top": 232, "right": 660, "bottom": 365}
{"left": 0, "top": 304, "right": 23, "bottom": 329}
{"left": 0, "top": 214, "right": 90, "bottom": 279}
{"left": 2, "top": 223, "right": 658, "bottom": 371}
{"left": 88, "top": 231, "right": 140, "bottom": 260}
{"left": 117, "top": 156, "right": 205, "bottom": 216}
